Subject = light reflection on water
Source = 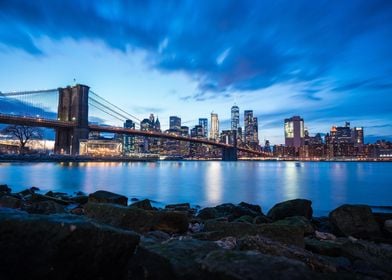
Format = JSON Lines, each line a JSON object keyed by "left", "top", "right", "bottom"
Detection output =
{"left": 0, "top": 161, "right": 391, "bottom": 215}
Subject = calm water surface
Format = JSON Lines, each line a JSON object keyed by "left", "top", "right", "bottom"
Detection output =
{"left": 1, "top": 161, "right": 391, "bottom": 216}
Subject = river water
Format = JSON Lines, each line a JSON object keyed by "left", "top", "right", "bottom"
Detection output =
{"left": 1, "top": 161, "right": 391, "bottom": 216}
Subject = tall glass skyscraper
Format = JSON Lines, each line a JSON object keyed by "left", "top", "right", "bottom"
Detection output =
{"left": 198, "top": 118, "right": 208, "bottom": 138}
{"left": 231, "top": 105, "right": 240, "bottom": 131}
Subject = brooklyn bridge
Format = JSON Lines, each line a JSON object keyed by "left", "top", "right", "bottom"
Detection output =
{"left": 0, "top": 84, "right": 271, "bottom": 160}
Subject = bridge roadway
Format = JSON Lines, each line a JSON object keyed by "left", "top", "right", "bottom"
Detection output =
{"left": 0, "top": 114, "right": 269, "bottom": 157}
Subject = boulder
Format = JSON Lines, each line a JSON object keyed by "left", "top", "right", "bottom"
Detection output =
{"left": 267, "top": 199, "right": 313, "bottom": 221}
{"left": 0, "top": 184, "right": 11, "bottom": 194}
{"left": 341, "top": 239, "right": 392, "bottom": 274}
{"left": 0, "top": 208, "right": 140, "bottom": 279}
{"left": 197, "top": 203, "right": 261, "bottom": 221}
{"left": 385, "top": 220, "right": 392, "bottom": 234}
{"left": 85, "top": 202, "right": 188, "bottom": 234}
{"left": 199, "top": 250, "right": 316, "bottom": 280}
{"left": 165, "top": 203, "right": 191, "bottom": 211}
{"left": 253, "top": 215, "right": 272, "bottom": 224}
{"left": 304, "top": 238, "right": 342, "bottom": 257}
{"left": 233, "top": 215, "right": 254, "bottom": 224}
{"left": 329, "top": 204, "right": 381, "bottom": 239}
{"left": 197, "top": 207, "right": 218, "bottom": 220}
{"left": 0, "top": 195, "right": 22, "bottom": 209}
{"left": 88, "top": 190, "right": 128, "bottom": 206}
{"left": 71, "top": 195, "right": 88, "bottom": 205}
{"left": 238, "top": 202, "right": 262, "bottom": 214}
{"left": 21, "top": 200, "right": 66, "bottom": 215}
{"left": 273, "top": 216, "right": 314, "bottom": 235}
{"left": 129, "top": 238, "right": 220, "bottom": 279}
{"left": 201, "top": 220, "right": 305, "bottom": 247}
{"left": 130, "top": 199, "right": 153, "bottom": 210}
{"left": 238, "top": 235, "right": 336, "bottom": 272}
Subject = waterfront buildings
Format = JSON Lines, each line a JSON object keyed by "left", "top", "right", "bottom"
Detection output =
{"left": 169, "top": 116, "right": 181, "bottom": 131}
{"left": 244, "top": 110, "right": 259, "bottom": 148}
{"left": 209, "top": 113, "right": 219, "bottom": 141}
{"left": 198, "top": 118, "right": 208, "bottom": 138}
{"left": 123, "top": 119, "right": 135, "bottom": 154}
{"left": 284, "top": 116, "right": 304, "bottom": 148}
{"left": 231, "top": 105, "right": 240, "bottom": 131}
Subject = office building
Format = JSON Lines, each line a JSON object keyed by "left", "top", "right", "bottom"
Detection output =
{"left": 231, "top": 105, "right": 240, "bottom": 131}
{"left": 209, "top": 113, "right": 219, "bottom": 141}
{"left": 123, "top": 119, "right": 135, "bottom": 153}
{"left": 169, "top": 116, "right": 181, "bottom": 131}
{"left": 244, "top": 110, "right": 258, "bottom": 146}
{"left": 199, "top": 118, "right": 208, "bottom": 138}
{"left": 284, "top": 116, "right": 304, "bottom": 148}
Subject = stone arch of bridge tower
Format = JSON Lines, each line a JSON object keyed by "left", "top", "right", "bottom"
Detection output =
{"left": 54, "top": 84, "right": 89, "bottom": 155}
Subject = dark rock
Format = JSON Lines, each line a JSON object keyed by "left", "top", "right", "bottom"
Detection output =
{"left": 70, "top": 207, "right": 84, "bottom": 215}
{"left": 304, "top": 238, "right": 342, "bottom": 257}
{"left": 144, "top": 230, "right": 171, "bottom": 241}
{"left": 165, "top": 203, "right": 191, "bottom": 211}
{"left": 199, "top": 250, "right": 316, "bottom": 280}
{"left": 267, "top": 199, "right": 313, "bottom": 221}
{"left": 0, "top": 184, "right": 11, "bottom": 194}
{"left": 341, "top": 238, "right": 392, "bottom": 274}
{"left": 30, "top": 186, "right": 40, "bottom": 192}
{"left": 197, "top": 203, "right": 261, "bottom": 221}
{"left": 351, "top": 259, "right": 391, "bottom": 279}
{"left": 237, "top": 235, "right": 336, "bottom": 272}
{"left": 21, "top": 200, "right": 66, "bottom": 214}
{"left": 329, "top": 204, "right": 381, "bottom": 239}
{"left": 29, "top": 193, "right": 70, "bottom": 205}
{"left": 233, "top": 215, "right": 254, "bottom": 224}
{"left": 0, "top": 195, "right": 22, "bottom": 209}
{"left": 74, "top": 191, "right": 86, "bottom": 196}
{"left": 71, "top": 195, "right": 88, "bottom": 205}
{"left": 85, "top": 202, "right": 189, "bottom": 234}
{"left": 385, "top": 219, "right": 392, "bottom": 234}
{"left": 238, "top": 201, "right": 262, "bottom": 214}
{"left": 130, "top": 199, "right": 153, "bottom": 210}
{"left": 45, "top": 191, "right": 70, "bottom": 201}
{"left": 197, "top": 207, "right": 218, "bottom": 220}
{"left": 129, "top": 238, "right": 220, "bottom": 279}
{"left": 273, "top": 216, "right": 314, "bottom": 235}
{"left": 18, "top": 188, "right": 33, "bottom": 197}
{"left": 88, "top": 190, "right": 128, "bottom": 206}
{"left": 131, "top": 197, "right": 139, "bottom": 202}
{"left": 253, "top": 215, "right": 272, "bottom": 224}
{"left": 311, "top": 216, "right": 334, "bottom": 233}
{"left": 0, "top": 208, "right": 140, "bottom": 280}
{"left": 201, "top": 220, "right": 305, "bottom": 247}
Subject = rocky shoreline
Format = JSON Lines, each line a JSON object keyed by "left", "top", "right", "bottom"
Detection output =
{"left": 0, "top": 184, "right": 392, "bottom": 279}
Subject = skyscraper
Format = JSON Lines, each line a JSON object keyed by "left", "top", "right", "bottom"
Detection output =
{"left": 169, "top": 116, "right": 181, "bottom": 131}
{"left": 123, "top": 119, "right": 135, "bottom": 153}
{"left": 231, "top": 105, "right": 240, "bottom": 131}
{"left": 284, "top": 116, "right": 304, "bottom": 148}
{"left": 199, "top": 118, "right": 208, "bottom": 138}
{"left": 209, "top": 113, "right": 219, "bottom": 141}
{"left": 244, "top": 110, "right": 254, "bottom": 144}
{"left": 252, "top": 117, "right": 259, "bottom": 144}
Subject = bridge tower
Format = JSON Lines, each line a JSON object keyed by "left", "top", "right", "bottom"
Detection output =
{"left": 222, "top": 130, "right": 238, "bottom": 161}
{"left": 54, "top": 84, "right": 89, "bottom": 155}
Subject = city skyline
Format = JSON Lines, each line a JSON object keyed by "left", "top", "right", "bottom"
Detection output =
{"left": 1, "top": 1, "right": 391, "bottom": 144}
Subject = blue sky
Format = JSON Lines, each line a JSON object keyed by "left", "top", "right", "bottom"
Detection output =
{"left": 0, "top": 0, "right": 391, "bottom": 144}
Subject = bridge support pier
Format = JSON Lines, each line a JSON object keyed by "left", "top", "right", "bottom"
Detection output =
{"left": 54, "top": 84, "right": 89, "bottom": 155}
{"left": 222, "top": 147, "right": 238, "bottom": 161}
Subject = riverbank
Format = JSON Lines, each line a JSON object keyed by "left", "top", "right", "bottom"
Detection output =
{"left": 2, "top": 153, "right": 392, "bottom": 162}
{"left": 0, "top": 185, "right": 391, "bottom": 279}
